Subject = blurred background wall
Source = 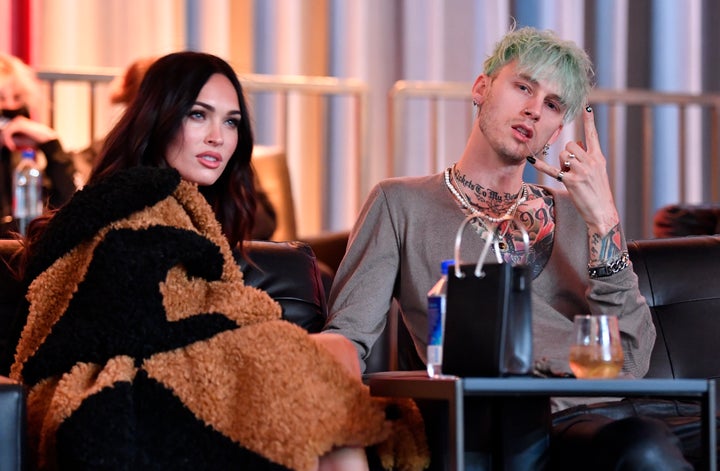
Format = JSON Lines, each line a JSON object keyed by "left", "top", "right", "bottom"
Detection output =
{"left": 1, "top": 0, "right": 719, "bottom": 239}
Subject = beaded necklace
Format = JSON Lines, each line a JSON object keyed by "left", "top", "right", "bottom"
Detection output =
{"left": 443, "top": 164, "right": 527, "bottom": 251}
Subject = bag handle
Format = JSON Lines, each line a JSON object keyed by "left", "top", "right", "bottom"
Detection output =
{"left": 452, "top": 213, "right": 530, "bottom": 279}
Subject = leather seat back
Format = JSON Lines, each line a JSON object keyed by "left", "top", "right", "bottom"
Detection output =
{"left": 235, "top": 240, "right": 327, "bottom": 333}
{"left": 628, "top": 235, "right": 720, "bottom": 379}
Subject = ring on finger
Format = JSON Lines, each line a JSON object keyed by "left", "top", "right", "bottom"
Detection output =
{"left": 556, "top": 171, "right": 565, "bottom": 182}
{"left": 564, "top": 160, "right": 571, "bottom": 170}
{"left": 568, "top": 153, "right": 576, "bottom": 159}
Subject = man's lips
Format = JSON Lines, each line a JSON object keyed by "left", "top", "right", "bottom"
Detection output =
{"left": 512, "top": 124, "right": 534, "bottom": 140}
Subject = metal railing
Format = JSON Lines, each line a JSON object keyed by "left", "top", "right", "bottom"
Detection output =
{"left": 37, "top": 67, "right": 119, "bottom": 142}
{"left": 35, "top": 68, "right": 370, "bottom": 235}
{"left": 389, "top": 80, "right": 720, "bottom": 238}
{"left": 38, "top": 69, "right": 368, "bottom": 162}
{"left": 239, "top": 72, "right": 369, "bottom": 214}
{"left": 36, "top": 69, "right": 720, "bottom": 238}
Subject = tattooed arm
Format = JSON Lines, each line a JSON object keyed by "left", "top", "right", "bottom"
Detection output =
{"left": 588, "top": 223, "right": 623, "bottom": 265}
{"left": 527, "top": 106, "right": 624, "bottom": 266}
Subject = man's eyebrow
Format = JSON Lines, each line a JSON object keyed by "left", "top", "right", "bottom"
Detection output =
{"left": 195, "top": 101, "right": 242, "bottom": 116}
{"left": 517, "top": 73, "right": 566, "bottom": 106}
{"left": 517, "top": 73, "right": 539, "bottom": 85}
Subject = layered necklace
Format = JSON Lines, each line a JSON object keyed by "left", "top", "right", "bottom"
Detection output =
{"left": 444, "top": 164, "right": 527, "bottom": 251}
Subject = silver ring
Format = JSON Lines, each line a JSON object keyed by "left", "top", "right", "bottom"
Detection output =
{"left": 568, "top": 153, "right": 576, "bottom": 159}
{"left": 556, "top": 171, "right": 565, "bottom": 182}
{"left": 564, "top": 160, "right": 571, "bottom": 170}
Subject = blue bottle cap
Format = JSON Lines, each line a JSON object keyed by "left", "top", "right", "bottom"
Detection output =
{"left": 440, "top": 259, "right": 454, "bottom": 275}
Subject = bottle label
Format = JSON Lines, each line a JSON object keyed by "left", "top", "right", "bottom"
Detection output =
{"left": 427, "top": 295, "right": 445, "bottom": 346}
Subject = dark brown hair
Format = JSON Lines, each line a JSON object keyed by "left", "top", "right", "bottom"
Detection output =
{"left": 22, "top": 52, "right": 256, "bottom": 277}
{"left": 91, "top": 51, "right": 256, "bottom": 248}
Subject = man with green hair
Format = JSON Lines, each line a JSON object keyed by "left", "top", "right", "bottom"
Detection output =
{"left": 325, "top": 27, "right": 691, "bottom": 469}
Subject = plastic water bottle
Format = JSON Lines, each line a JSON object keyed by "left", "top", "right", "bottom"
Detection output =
{"left": 12, "top": 148, "right": 43, "bottom": 235}
{"left": 427, "top": 259, "right": 452, "bottom": 378}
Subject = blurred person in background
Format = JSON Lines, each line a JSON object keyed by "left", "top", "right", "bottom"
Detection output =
{"left": 0, "top": 53, "right": 76, "bottom": 237}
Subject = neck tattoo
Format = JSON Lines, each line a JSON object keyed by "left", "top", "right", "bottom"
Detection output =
{"left": 444, "top": 164, "right": 527, "bottom": 251}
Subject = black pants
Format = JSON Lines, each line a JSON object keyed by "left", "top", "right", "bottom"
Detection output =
{"left": 391, "top": 398, "right": 703, "bottom": 471}
{"left": 550, "top": 398, "right": 706, "bottom": 470}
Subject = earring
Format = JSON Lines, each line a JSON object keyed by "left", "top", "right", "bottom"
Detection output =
{"left": 542, "top": 144, "right": 550, "bottom": 157}
{"left": 472, "top": 100, "right": 479, "bottom": 117}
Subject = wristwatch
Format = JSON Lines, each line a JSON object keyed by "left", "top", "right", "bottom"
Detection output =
{"left": 588, "top": 251, "right": 630, "bottom": 279}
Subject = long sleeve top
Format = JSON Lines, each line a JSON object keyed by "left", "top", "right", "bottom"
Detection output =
{"left": 325, "top": 173, "right": 655, "bottom": 388}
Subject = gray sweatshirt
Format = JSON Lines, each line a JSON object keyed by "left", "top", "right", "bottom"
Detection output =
{"left": 325, "top": 173, "right": 655, "bottom": 390}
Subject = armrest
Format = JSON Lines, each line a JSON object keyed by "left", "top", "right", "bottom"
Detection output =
{"left": 0, "top": 376, "right": 25, "bottom": 471}
{"left": 235, "top": 240, "right": 327, "bottom": 333}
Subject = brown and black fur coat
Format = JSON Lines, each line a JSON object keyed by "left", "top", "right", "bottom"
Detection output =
{"left": 10, "top": 167, "right": 428, "bottom": 471}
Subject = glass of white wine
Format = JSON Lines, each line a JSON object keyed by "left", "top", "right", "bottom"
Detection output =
{"left": 568, "top": 314, "right": 624, "bottom": 379}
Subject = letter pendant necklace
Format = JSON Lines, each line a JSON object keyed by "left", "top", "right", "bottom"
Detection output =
{"left": 443, "top": 164, "right": 527, "bottom": 251}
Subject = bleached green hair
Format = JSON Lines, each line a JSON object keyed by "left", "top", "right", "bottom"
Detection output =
{"left": 484, "top": 26, "right": 594, "bottom": 123}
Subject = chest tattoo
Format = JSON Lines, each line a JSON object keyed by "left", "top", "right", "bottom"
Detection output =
{"left": 497, "top": 186, "right": 555, "bottom": 277}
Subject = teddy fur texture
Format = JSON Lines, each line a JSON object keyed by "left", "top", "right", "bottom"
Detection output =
{"left": 10, "top": 167, "right": 429, "bottom": 471}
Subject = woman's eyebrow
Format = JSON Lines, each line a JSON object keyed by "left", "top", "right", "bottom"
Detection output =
{"left": 195, "top": 101, "right": 242, "bottom": 116}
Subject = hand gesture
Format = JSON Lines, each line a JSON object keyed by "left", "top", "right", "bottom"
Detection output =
{"left": 529, "top": 106, "right": 619, "bottom": 237}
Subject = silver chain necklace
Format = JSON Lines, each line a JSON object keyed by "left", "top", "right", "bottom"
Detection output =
{"left": 443, "top": 164, "right": 527, "bottom": 251}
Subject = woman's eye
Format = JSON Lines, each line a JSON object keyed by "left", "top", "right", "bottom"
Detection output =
{"left": 189, "top": 110, "right": 205, "bottom": 119}
{"left": 225, "top": 118, "right": 240, "bottom": 128}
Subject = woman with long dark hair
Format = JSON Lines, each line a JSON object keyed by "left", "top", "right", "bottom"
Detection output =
{"left": 89, "top": 51, "right": 256, "bottom": 249}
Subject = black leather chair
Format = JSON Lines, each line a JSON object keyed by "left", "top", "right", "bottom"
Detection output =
{"left": 628, "top": 235, "right": 720, "bottom": 379}
{"left": 364, "top": 234, "right": 720, "bottom": 380}
{"left": 0, "top": 239, "right": 328, "bottom": 471}
{"left": 235, "top": 240, "right": 327, "bottom": 333}
{"left": 0, "top": 378, "right": 24, "bottom": 471}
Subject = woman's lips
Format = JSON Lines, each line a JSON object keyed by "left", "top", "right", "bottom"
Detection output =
{"left": 197, "top": 153, "right": 222, "bottom": 169}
